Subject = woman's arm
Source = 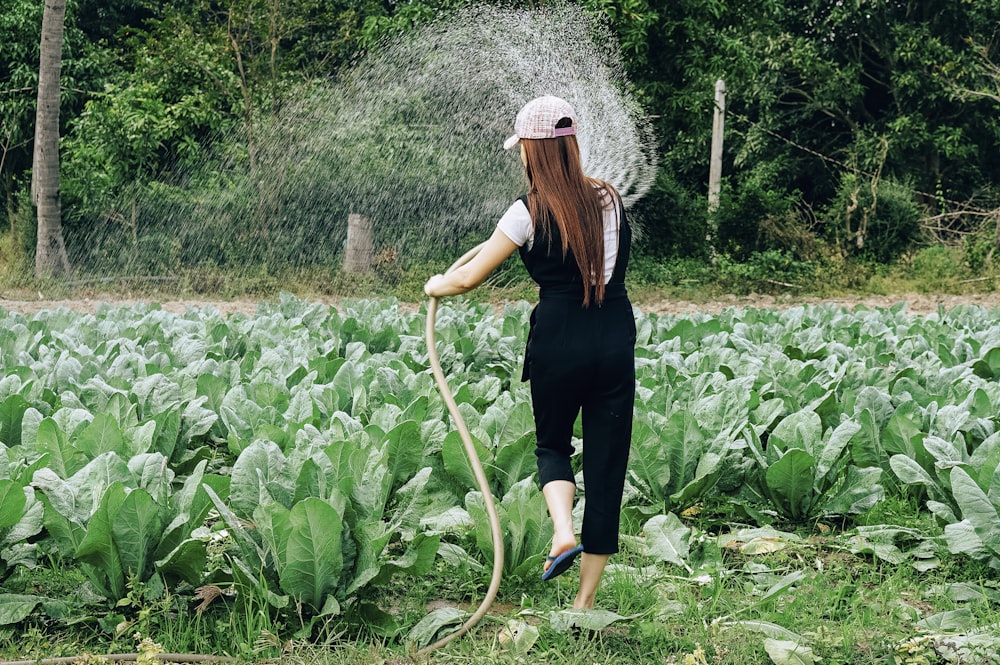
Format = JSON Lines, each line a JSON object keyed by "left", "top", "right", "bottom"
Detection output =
{"left": 424, "top": 227, "right": 519, "bottom": 297}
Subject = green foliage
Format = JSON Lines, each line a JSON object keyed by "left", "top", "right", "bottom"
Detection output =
{"left": 0, "top": 0, "right": 115, "bottom": 237}
{"left": 466, "top": 478, "right": 552, "bottom": 580}
{"left": 0, "top": 479, "right": 43, "bottom": 582}
{"left": 888, "top": 421, "right": 1000, "bottom": 567}
{"left": 626, "top": 256, "right": 713, "bottom": 290}
{"left": 631, "top": 171, "right": 709, "bottom": 260}
{"left": 713, "top": 172, "right": 803, "bottom": 261}
{"left": 627, "top": 384, "right": 748, "bottom": 515}
{"left": 743, "top": 412, "right": 883, "bottom": 522}
{"left": 1, "top": 297, "right": 1000, "bottom": 661}
{"left": 823, "top": 175, "right": 924, "bottom": 264}
{"left": 907, "top": 245, "right": 968, "bottom": 284}
{"left": 715, "top": 250, "right": 818, "bottom": 294}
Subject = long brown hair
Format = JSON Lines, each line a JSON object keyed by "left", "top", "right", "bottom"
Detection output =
{"left": 521, "top": 127, "right": 619, "bottom": 307}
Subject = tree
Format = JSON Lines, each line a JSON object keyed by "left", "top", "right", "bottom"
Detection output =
{"left": 32, "top": 0, "right": 71, "bottom": 277}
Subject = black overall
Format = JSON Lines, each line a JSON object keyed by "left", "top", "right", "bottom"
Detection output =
{"left": 518, "top": 194, "right": 636, "bottom": 556}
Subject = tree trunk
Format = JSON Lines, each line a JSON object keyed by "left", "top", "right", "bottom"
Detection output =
{"left": 32, "top": 0, "right": 72, "bottom": 279}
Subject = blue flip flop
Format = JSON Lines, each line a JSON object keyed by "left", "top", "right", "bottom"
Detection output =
{"left": 541, "top": 544, "right": 584, "bottom": 581}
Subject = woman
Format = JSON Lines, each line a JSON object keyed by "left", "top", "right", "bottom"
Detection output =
{"left": 424, "top": 95, "right": 635, "bottom": 611}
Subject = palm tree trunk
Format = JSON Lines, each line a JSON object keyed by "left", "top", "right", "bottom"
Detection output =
{"left": 32, "top": 0, "right": 72, "bottom": 278}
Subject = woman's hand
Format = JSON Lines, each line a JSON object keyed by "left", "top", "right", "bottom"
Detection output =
{"left": 424, "top": 274, "right": 447, "bottom": 297}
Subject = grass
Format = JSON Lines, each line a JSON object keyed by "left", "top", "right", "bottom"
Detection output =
{"left": 2, "top": 235, "right": 999, "bottom": 309}
{"left": 3, "top": 494, "right": 997, "bottom": 664}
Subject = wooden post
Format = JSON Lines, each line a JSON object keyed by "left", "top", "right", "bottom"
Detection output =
{"left": 707, "top": 79, "right": 725, "bottom": 260}
{"left": 708, "top": 79, "right": 725, "bottom": 212}
{"left": 342, "top": 213, "right": 373, "bottom": 273}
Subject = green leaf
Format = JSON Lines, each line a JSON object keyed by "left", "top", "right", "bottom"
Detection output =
{"left": 972, "top": 347, "right": 1000, "bottom": 379}
{"left": 279, "top": 497, "right": 345, "bottom": 610}
{"left": 382, "top": 420, "right": 422, "bottom": 490}
{"left": 202, "top": 483, "right": 265, "bottom": 568}
{"left": 128, "top": 453, "right": 173, "bottom": 505}
{"left": 152, "top": 408, "right": 182, "bottom": 461}
{"left": 640, "top": 513, "right": 692, "bottom": 571}
{"left": 664, "top": 410, "right": 709, "bottom": 499}
{"left": 230, "top": 439, "right": 289, "bottom": 517}
{"left": 442, "top": 430, "right": 493, "bottom": 491}
{"left": 388, "top": 467, "right": 432, "bottom": 538}
{"left": 372, "top": 533, "right": 440, "bottom": 589}
{"left": 882, "top": 406, "right": 926, "bottom": 460}
{"left": 495, "top": 401, "right": 534, "bottom": 448}
{"left": 406, "top": 606, "right": 468, "bottom": 648}
{"left": 0, "top": 594, "right": 43, "bottom": 625}
{"left": 889, "top": 454, "right": 937, "bottom": 488}
{"left": 0, "top": 480, "right": 26, "bottom": 530}
{"left": 348, "top": 519, "right": 393, "bottom": 595}
{"left": 816, "top": 418, "right": 860, "bottom": 483}
{"left": 0, "top": 395, "right": 30, "bottom": 448}
{"left": 39, "top": 494, "right": 85, "bottom": 557}
{"left": 498, "top": 478, "right": 549, "bottom": 577}
{"left": 765, "top": 449, "right": 817, "bottom": 521}
{"left": 497, "top": 618, "right": 539, "bottom": 654}
{"left": 627, "top": 418, "right": 670, "bottom": 503}
{"left": 155, "top": 538, "right": 208, "bottom": 585}
{"left": 494, "top": 432, "right": 537, "bottom": 494}
{"left": 764, "top": 638, "right": 819, "bottom": 665}
{"left": 770, "top": 410, "right": 822, "bottom": 455}
{"left": 669, "top": 450, "right": 725, "bottom": 510}
{"left": 969, "top": 432, "right": 1000, "bottom": 493}
{"left": 111, "top": 488, "right": 162, "bottom": 581}
{"left": 35, "top": 418, "right": 86, "bottom": 478}
{"left": 759, "top": 570, "right": 808, "bottom": 605}
{"left": 76, "top": 413, "right": 127, "bottom": 459}
{"left": 353, "top": 444, "right": 392, "bottom": 520}
{"left": 850, "top": 408, "right": 885, "bottom": 470}
{"left": 550, "top": 608, "right": 631, "bottom": 633}
{"left": 943, "top": 520, "right": 988, "bottom": 558}
{"left": 5, "top": 488, "right": 43, "bottom": 546}
{"left": 692, "top": 379, "right": 752, "bottom": 436}
{"left": 915, "top": 608, "right": 976, "bottom": 632}
{"left": 950, "top": 466, "right": 1000, "bottom": 555}
{"left": 323, "top": 439, "right": 366, "bottom": 499}
{"left": 718, "top": 620, "right": 803, "bottom": 641}
{"left": 254, "top": 501, "right": 291, "bottom": 569}
{"left": 75, "top": 483, "right": 128, "bottom": 600}
{"left": 823, "top": 466, "right": 884, "bottom": 516}
{"left": 351, "top": 601, "right": 397, "bottom": 636}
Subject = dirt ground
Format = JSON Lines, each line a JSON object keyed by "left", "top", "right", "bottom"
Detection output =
{"left": 3, "top": 291, "right": 1000, "bottom": 317}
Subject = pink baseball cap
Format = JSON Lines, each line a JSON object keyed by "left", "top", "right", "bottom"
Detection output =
{"left": 503, "top": 95, "right": 578, "bottom": 150}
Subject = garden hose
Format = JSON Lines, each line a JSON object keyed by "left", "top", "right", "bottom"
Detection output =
{"left": 419, "top": 242, "right": 505, "bottom": 657}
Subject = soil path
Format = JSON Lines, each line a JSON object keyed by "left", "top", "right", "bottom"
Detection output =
{"left": 2, "top": 292, "right": 1000, "bottom": 317}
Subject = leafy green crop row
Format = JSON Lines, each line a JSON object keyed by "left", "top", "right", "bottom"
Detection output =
{"left": 0, "top": 296, "right": 998, "bottom": 643}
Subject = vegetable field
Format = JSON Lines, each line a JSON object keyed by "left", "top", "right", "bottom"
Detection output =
{"left": 0, "top": 296, "right": 998, "bottom": 663}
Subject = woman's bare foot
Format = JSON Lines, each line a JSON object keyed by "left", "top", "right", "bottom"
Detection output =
{"left": 543, "top": 532, "right": 579, "bottom": 574}
{"left": 573, "top": 552, "right": 610, "bottom": 609}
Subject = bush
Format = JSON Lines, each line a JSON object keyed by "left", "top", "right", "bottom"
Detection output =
{"left": 627, "top": 255, "right": 714, "bottom": 288}
{"left": 823, "top": 175, "right": 923, "bottom": 264}
{"left": 908, "top": 245, "right": 967, "bottom": 283}
{"left": 715, "top": 249, "right": 818, "bottom": 295}
{"left": 713, "top": 180, "right": 801, "bottom": 261}
{"left": 630, "top": 171, "right": 709, "bottom": 260}
{"left": 961, "top": 204, "right": 1000, "bottom": 275}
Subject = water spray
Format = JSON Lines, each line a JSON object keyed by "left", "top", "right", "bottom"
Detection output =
{"left": 419, "top": 242, "right": 504, "bottom": 657}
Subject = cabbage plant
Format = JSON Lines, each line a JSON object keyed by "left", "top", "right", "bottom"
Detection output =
{"left": 743, "top": 409, "right": 883, "bottom": 522}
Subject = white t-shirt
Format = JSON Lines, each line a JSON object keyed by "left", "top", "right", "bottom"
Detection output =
{"left": 496, "top": 196, "right": 621, "bottom": 284}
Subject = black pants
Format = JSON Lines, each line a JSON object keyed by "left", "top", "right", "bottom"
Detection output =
{"left": 526, "top": 296, "right": 636, "bottom": 555}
